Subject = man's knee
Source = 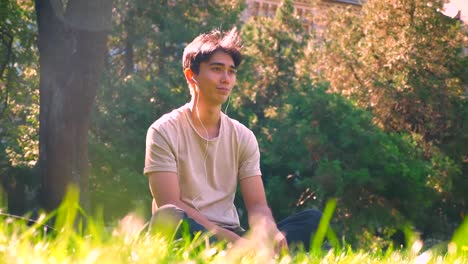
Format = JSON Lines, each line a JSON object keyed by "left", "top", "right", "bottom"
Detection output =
{"left": 153, "top": 204, "right": 185, "bottom": 217}
{"left": 300, "top": 208, "right": 323, "bottom": 231}
{"left": 303, "top": 208, "right": 322, "bottom": 221}
{"left": 149, "top": 204, "right": 186, "bottom": 234}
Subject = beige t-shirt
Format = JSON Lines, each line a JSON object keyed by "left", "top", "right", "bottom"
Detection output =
{"left": 144, "top": 104, "right": 261, "bottom": 227}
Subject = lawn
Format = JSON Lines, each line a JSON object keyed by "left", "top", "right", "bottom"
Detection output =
{"left": 1, "top": 190, "right": 467, "bottom": 263}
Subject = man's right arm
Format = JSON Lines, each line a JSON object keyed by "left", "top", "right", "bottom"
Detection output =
{"left": 148, "top": 171, "right": 241, "bottom": 243}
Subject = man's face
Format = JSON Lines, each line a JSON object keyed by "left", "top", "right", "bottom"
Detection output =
{"left": 194, "top": 50, "right": 237, "bottom": 106}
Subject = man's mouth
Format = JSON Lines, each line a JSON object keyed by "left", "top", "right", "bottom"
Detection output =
{"left": 217, "top": 87, "right": 230, "bottom": 92}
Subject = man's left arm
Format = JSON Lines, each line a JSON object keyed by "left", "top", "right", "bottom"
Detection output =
{"left": 240, "top": 175, "right": 288, "bottom": 252}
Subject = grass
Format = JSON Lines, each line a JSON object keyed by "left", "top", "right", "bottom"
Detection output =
{"left": 0, "top": 188, "right": 467, "bottom": 263}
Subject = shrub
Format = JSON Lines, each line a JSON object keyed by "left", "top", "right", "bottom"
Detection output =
{"left": 252, "top": 83, "right": 461, "bottom": 247}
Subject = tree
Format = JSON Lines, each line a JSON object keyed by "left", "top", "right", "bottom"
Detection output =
{"left": 235, "top": 0, "right": 463, "bottom": 245}
{"left": 234, "top": 0, "right": 313, "bottom": 221}
{"left": 0, "top": 0, "right": 39, "bottom": 214}
{"left": 319, "top": 0, "right": 466, "bottom": 143}
{"left": 318, "top": 0, "right": 467, "bottom": 231}
{"left": 35, "top": 0, "right": 112, "bottom": 210}
{"left": 237, "top": 0, "right": 309, "bottom": 133}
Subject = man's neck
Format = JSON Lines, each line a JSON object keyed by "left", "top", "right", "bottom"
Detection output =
{"left": 189, "top": 98, "right": 222, "bottom": 139}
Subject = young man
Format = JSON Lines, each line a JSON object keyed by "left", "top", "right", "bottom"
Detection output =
{"left": 144, "top": 28, "right": 321, "bottom": 251}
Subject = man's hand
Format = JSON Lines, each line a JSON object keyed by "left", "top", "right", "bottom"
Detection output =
{"left": 273, "top": 230, "right": 288, "bottom": 254}
{"left": 212, "top": 225, "right": 242, "bottom": 243}
{"left": 240, "top": 176, "right": 289, "bottom": 253}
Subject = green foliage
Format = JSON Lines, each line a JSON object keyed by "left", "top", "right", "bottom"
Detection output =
{"left": 235, "top": 0, "right": 308, "bottom": 126}
{"left": 315, "top": 0, "right": 467, "bottom": 242}
{"left": 232, "top": 0, "right": 463, "bottom": 248}
{"left": 260, "top": 83, "right": 461, "bottom": 247}
{"left": 320, "top": 0, "right": 466, "bottom": 142}
{"left": 89, "top": 75, "right": 172, "bottom": 220}
{"left": 0, "top": 1, "right": 38, "bottom": 168}
{"left": 0, "top": 0, "right": 39, "bottom": 213}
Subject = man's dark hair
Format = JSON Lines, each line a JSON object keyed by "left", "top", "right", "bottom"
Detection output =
{"left": 183, "top": 28, "right": 242, "bottom": 74}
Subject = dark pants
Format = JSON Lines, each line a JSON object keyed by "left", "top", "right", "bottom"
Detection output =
{"left": 150, "top": 205, "right": 322, "bottom": 249}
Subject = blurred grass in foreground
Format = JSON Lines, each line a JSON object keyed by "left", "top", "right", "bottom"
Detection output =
{"left": 0, "top": 187, "right": 467, "bottom": 263}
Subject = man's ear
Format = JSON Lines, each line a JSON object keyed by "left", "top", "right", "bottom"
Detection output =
{"left": 184, "top": 68, "right": 197, "bottom": 86}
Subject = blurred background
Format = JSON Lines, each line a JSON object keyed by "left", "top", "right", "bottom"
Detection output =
{"left": 0, "top": 0, "right": 466, "bottom": 249}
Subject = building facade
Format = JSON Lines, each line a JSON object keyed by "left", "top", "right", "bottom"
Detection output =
{"left": 241, "top": 0, "right": 363, "bottom": 35}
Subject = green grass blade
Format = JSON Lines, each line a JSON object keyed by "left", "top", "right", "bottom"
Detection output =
{"left": 311, "top": 198, "right": 337, "bottom": 254}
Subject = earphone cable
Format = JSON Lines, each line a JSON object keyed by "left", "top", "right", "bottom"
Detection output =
{"left": 224, "top": 95, "right": 231, "bottom": 115}
{"left": 192, "top": 86, "right": 209, "bottom": 211}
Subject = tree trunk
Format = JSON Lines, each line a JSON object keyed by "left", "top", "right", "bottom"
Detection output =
{"left": 35, "top": 0, "right": 112, "bottom": 211}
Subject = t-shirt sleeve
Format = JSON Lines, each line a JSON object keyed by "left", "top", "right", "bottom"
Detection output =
{"left": 144, "top": 125, "right": 177, "bottom": 175}
{"left": 238, "top": 130, "right": 262, "bottom": 180}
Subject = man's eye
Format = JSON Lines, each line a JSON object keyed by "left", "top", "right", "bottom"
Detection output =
{"left": 229, "top": 69, "right": 237, "bottom": 74}
{"left": 212, "top": 67, "right": 222, "bottom": 72}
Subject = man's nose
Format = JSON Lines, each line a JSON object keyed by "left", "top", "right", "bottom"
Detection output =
{"left": 220, "top": 71, "right": 230, "bottom": 83}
